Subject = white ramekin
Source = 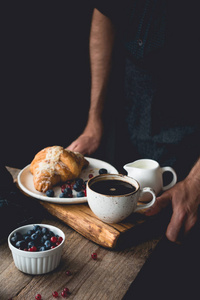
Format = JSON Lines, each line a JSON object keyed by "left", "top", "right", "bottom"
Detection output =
{"left": 8, "top": 224, "right": 65, "bottom": 275}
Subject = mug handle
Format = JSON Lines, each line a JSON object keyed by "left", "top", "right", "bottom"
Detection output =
{"left": 161, "top": 167, "right": 177, "bottom": 191}
{"left": 135, "top": 187, "right": 156, "bottom": 212}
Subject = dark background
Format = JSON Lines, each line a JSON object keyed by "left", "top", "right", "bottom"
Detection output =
{"left": 1, "top": 2, "right": 93, "bottom": 168}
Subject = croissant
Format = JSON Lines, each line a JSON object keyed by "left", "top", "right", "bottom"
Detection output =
{"left": 30, "top": 146, "right": 89, "bottom": 193}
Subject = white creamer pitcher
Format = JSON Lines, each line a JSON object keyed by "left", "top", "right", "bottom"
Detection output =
{"left": 123, "top": 159, "right": 177, "bottom": 201}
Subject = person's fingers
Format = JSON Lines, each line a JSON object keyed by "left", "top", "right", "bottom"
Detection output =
{"left": 66, "top": 139, "right": 89, "bottom": 155}
{"left": 68, "top": 145, "right": 86, "bottom": 154}
{"left": 184, "top": 213, "right": 198, "bottom": 235}
{"left": 66, "top": 141, "right": 78, "bottom": 151}
{"left": 66, "top": 134, "right": 100, "bottom": 155}
{"left": 166, "top": 202, "right": 199, "bottom": 242}
{"left": 166, "top": 208, "right": 186, "bottom": 242}
{"left": 145, "top": 192, "right": 171, "bottom": 216}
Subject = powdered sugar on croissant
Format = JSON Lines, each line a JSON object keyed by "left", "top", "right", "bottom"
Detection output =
{"left": 30, "top": 146, "right": 89, "bottom": 193}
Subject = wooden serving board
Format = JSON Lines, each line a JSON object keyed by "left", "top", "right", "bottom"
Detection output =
{"left": 40, "top": 201, "right": 149, "bottom": 249}
{"left": 8, "top": 167, "right": 154, "bottom": 249}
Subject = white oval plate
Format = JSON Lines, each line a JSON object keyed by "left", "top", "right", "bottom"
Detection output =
{"left": 17, "top": 157, "right": 118, "bottom": 204}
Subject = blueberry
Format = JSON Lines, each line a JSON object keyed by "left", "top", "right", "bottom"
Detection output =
{"left": 46, "top": 189, "right": 54, "bottom": 197}
{"left": 67, "top": 193, "right": 72, "bottom": 198}
{"left": 44, "top": 240, "right": 51, "bottom": 249}
{"left": 39, "top": 246, "right": 46, "bottom": 251}
{"left": 11, "top": 236, "right": 18, "bottom": 245}
{"left": 59, "top": 192, "right": 71, "bottom": 198}
{"left": 41, "top": 234, "right": 50, "bottom": 242}
{"left": 99, "top": 168, "right": 108, "bottom": 174}
{"left": 36, "top": 230, "right": 42, "bottom": 237}
{"left": 40, "top": 236, "right": 45, "bottom": 244}
{"left": 49, "top": 230, "right": 55, "bottom": 237}
{"left": 31, "top": 233, "right": 38, "bottom": 241}
{"left": 75, "top": 178, "right": 84, "bottom": 186}
{"left": 27, "top": 229, "right": 34, "bottom": 236}
{"left": 24, "top": 235, "right": 31, "bottom": 243}
{"left": 59, "top": 193, "right": 66, "bottom": 198}
{"left": 15, "top": 240, "right": 20, "bottom": 248}
{"left": 16, "top": 240, "right": 26, "bottom": 249}
{"left": 42, "top": 227, "right": 49, "bottom": 235}
{"left": 73, "top": 182, "right": 82, "bottom": 192}
{"left": 13, "top": 232, "right": 23, "bottom": 241}
{"left": 63, "top": 187, "right": 72, "bottom": 195}
{"left": 28, "top": 241, "right": 35, "bottom": 248}
{"left": 33, "top": 225, "right": 42, "bottom": 231}
{"left": 62, "top": 187, "right": 72, "bottom": 198}
{"left": 77, "top": 191, "right": 85, "bottom": 197}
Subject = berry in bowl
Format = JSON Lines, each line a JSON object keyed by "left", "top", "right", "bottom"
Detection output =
{"left": 8, "top": 224, "right": 65, "bottom": 275}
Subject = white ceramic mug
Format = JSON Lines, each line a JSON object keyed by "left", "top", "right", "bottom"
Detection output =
{"left": 87, "top": 174, "right": 156, "bottom": 224}
{"left": 123, "top": 159, "right": 177, "bottom": 201}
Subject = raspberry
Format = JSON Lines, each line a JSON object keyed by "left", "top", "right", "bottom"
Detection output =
{"left": 52, "top": 291, "right": 59, "bottom": 298}
{"left": 61, "top": 290, "right": 67, "bottom": 298}
{"left": 58, "top": 236, "right": 63, "bottom": 243}
{"left": 61, "top": 184, "right": 66, "bottom": 192}
{"left": 50, "top": 236, "right": 57, "bottom": 244}
{"left": 66, "top": 270, "right": 72, "bottom": 276}
{"left": 29, "top": 246, "right": 37, "bottom": 252}
{"left": 61, "top": 288, "right": 70, "bottom": 297}
{"left": 91, "top": 252, "right": 97, "bottom": 260}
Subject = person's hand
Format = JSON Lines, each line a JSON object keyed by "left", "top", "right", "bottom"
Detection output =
{"left": 66, "top": 117, "right": 103, "bottom": 155}
{"left": 66, "top": 133, "right": 101, "bottom": 155}
{"left": 145, "top": 177, "right": 200, "bottom": 243}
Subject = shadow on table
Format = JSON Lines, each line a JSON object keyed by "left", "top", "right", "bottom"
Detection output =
{"left": 122, "top": 220, "right": 200, "bottom": 300}
{"left": 115, "top": 207, "right": 172, "bottom": 251}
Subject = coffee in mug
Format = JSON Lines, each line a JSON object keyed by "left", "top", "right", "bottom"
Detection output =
{"left": 87, "top": 174, "right": 156, "bottom": 224}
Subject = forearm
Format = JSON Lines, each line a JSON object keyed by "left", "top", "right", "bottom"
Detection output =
{"left": 88, "top": 8, "right": 115, "bottom": 123}
{"left": 67, "top": 10, "right": 115, "bottom": 154}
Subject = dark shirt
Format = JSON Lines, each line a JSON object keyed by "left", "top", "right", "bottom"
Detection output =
{"left": 95, "top": 0, "right": 200, "bottom": 179}
{"left": 95, "top": 0, "right": 167, "bottom": 65}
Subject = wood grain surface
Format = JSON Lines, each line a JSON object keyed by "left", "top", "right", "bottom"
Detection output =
{"left": 0, "top": 217, "right": 159, "bottom": 300}
{"left": 0, "top": 167, "right": 162, "bottom": 299}
{"left": 40, "top": 201, "right": 148, "bottom": 249}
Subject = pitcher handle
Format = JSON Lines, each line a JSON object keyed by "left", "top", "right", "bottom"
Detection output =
{"left": 135, "top": 187, "right": 156, "bottom": 212}
{"left": 161, "top": 167, "right": 177, "bottom": 191}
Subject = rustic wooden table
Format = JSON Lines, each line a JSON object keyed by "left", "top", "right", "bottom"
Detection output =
{"left": 0, "top": 168, "right": 163, "bottom": 300}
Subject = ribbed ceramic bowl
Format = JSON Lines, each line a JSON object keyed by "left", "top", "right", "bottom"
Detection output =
{"left": 8, "top": 224, "right": 65, "bottom": 275}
